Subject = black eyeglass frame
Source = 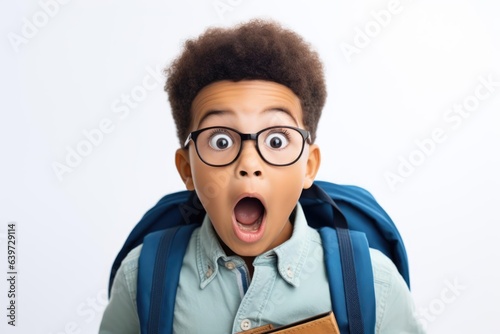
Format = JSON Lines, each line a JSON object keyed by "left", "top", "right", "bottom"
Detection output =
{"left": 183, "top": 125, "right": 312, "bottom": 167}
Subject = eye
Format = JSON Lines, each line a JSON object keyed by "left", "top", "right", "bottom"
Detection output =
{"left": 264, "top": 131, "right": 290, "bottom": 149}
{"left": 208, "top": 131, "right": 234, "bottom": 150}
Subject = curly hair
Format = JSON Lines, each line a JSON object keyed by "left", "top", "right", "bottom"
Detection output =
{"left": 165, "top": 19, "right": 327, "bottom": 146}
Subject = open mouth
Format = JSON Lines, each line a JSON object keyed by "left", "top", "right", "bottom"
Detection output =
{"left": 233, "top": 197, "right": 266, "bottom": 242}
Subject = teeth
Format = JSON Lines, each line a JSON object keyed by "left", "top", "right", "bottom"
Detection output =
{"left": 237, "top": 216, "right": 262, "bottom": 232}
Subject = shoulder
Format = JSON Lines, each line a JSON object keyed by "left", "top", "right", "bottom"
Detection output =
{"left": 119, "top": 244, "right": 142, "bottom": 279}
{"left": 113, "top": 244, "right": 143, "bottom": 301}
{"left": 99, "top": 245, "right": 144, "bottom": 333}
{"left": 369, "top": 248, "right": 412, "bottom": 302}
{"left": 369, "top": 248, "right": 402, "bottom": 284}
{"left": 369, "top": 248, "right": 425, "bottom": 333}
{"left": 369, "top": 248, "right": 408, "bottom": 307}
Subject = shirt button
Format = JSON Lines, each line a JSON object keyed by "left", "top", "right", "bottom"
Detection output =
{"left": 206, "top": 266, "right": 213, "bottom": 278}
{"left": 225, "top": 262, "right": 235, "bottom": 270}
{"left": 240, "top": 319, "right": 251, "bottom": 331}
{"left": 286, "top": 267, "right": 294, "bottom": 278}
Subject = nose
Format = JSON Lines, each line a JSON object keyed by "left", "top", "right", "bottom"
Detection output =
{"left": 235, "top": 141, "right": 263, "bottom": 177}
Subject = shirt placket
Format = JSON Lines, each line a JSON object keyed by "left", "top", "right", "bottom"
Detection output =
{"left": 231, "top": 255, "right": 278, "bottom": 333}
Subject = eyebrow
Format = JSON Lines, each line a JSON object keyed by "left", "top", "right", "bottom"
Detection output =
{"left": 197, "top": 110, "right": 226, "bottom": 128}
{"left": 196, "top": 108, "right": 298, "bottom": 129}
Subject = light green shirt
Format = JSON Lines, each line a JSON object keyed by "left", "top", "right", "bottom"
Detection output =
{"left": 100, "top": 203, "right": 424, "bottom": 333}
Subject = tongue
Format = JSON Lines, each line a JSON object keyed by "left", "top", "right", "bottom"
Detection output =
{"left": 234, "top": 198, "right": 264, "bottom": 225}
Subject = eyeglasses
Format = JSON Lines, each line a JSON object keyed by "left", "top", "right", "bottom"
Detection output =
{"left": 184, "top": 126, "right": 311, "bottom": 167}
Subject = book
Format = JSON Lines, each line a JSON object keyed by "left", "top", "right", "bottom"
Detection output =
{"left": 238, "top": 311, "right": 340, "bottom": 334}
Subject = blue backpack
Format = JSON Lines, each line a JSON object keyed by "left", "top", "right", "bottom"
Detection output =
{"left": 108, "top": 181, "right": 410, "bottom": 334}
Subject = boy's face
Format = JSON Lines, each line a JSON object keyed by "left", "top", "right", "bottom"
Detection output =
{"left": 176, "top": 80, "right": 320, "bottom": 257}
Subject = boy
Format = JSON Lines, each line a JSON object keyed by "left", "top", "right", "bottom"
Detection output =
{"left": 100, "top": 20, "right": 423, "bottom": 333}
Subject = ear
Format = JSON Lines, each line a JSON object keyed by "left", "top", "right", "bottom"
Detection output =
{"left": 175, "top": 148, "right": 195, "bottom": 191}
{"left": 303, "top": 144, "right": 321, "bottom": 189}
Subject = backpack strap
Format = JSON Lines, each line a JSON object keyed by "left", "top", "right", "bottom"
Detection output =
{"left": 137, "top": 224, "right": 199, "bottom": 334}
{"left": 312, "top": 181, "right": 410, "bottom": 288}
{"left": 302, "top": 184, "right": 371, "bottom": 334}
{"left": 320, "top": 228, "right": 376, "bottom": 334}
{"left": 109, "top": 191, "right": 204, "bottom": 297}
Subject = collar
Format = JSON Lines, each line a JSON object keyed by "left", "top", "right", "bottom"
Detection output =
{"left": 196, "top": 202, "right": 315, "bottom": 288}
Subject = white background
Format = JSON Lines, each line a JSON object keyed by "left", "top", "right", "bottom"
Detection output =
{"left": 1, "top": 0, "right": 499, "bottom": 333}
